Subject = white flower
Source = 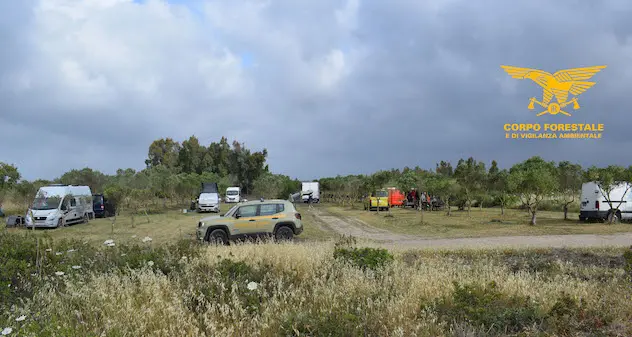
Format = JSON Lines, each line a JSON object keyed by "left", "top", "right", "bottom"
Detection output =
{"left": 55, "top": 252, "right": 62, "bottom": 256}
{"left": 106, "top": 242, "right": 115, "bottom": 247}
{"left": 45, "top": 248, "right": 52, "bottom": 252}
{"left": 15, "top": 316, "right": 26, "bottom": 322}
{"left": 67, "top": 249, "right": 76, "bottom": 253}
{"left": 147, "top": 261, "right": 154, "bottom": 267}
{"left": 7, "top": 284, "right": 10, "bottom": 288}
{"left": 82, "top": 241, "right": 88, "bottom": 245}
{"left": 1, "top": 327, "right": 12, "bottom": 335}
{"left": 246, "top": 281, "right": 258, "bottom": 291}
{"left": 103, "top": 239, "right": 114, "bottom": 245}
{"left": 71, "top": 265, "right": 82, "bottom": 270}
{"left": 131, "top": 235, "right": 137, "bottom": 238}
{"left": 121, "top": 253, "right": 127, "bottom": 257}
{"left": 54, "top": 271, "right": 65, "bottom": 276}
{"left": 142, "top": 236, "right": 152, "bottom": 243}
{"left": 30, "top": 273, "right": 37, "bottom": 277}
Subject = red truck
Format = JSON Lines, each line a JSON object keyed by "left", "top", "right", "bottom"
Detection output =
{"left": 387, "top": 188, "right": 405, "bottom": 207}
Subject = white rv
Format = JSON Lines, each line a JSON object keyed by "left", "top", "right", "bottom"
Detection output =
{"left": 301, "top": 182, "right": 320, "bottom": 203}
{"left": 225, "top": 187, "right": 241, "bottom": 203}
{"left": 579, "top": 181, "right": 632, "bottom": 222}
{"left": 25, "top": 185, "right": 94, "bottom": 228}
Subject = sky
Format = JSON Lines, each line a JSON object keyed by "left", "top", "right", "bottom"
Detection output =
{"left": 2, "top": 0, "right": 632, "bottom": 181}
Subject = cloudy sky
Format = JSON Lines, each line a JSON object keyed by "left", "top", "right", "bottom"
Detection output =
{"left": 2, "top": 0, "right": 631, "bottom": 181}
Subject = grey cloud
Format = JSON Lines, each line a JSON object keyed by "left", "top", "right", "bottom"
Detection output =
{"left": 2, "top": 0, "right": 632, "bottom": 181}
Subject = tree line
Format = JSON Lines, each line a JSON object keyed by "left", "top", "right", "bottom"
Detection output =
{"left": 2, "top": 146, "right": 632, "bottom": 225}
{"left": 318, "top": 156, "right": 632, "bottom": 225}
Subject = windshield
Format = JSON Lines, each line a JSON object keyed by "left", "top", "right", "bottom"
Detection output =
{"left": 376, "top": 191, "right": 388, "bottom": 197}
{"left": 199, "top": 193, "right": 218, "bottom": 200}
{"left": 224, "top": 204, "right": 239, "bottom": 217}
{"left": 227, "top": 190, "right": 239, "bottom": 196}
{"left": 32, "top": 197, "right": 62, "bottom": 210}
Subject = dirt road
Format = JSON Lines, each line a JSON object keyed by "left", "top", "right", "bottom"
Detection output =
{"left": 310, "top": 208, "right": 632, "bottom": 250}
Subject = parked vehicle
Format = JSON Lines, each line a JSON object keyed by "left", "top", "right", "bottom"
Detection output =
{"left": 388, "top": 188, "right": 405, "bottom": 207}
{"left": 301, "top": 182, "right": 320, "bottom": 203}
{"left": 197, "top": 182, "right": 220, "bottom": 213}
{"left": 579, "top": 181, "right": 632, "bottom": 222}
{"left": 403, "top": 189, "right": 419, "bottom": 209}
{"left": 25, "top": 185, "right": 94, "bottom": 228}
{"left": 93, "top": 194, "right": 116, "bottom": 218}
{"left": 364, "top": 189, "right": 389, "bottom": 211}
{"left": 225, "top": 186, "right": 241, "bottom": 203}
{"left": 196, "top": 199, "right": 303, "bottom": 244}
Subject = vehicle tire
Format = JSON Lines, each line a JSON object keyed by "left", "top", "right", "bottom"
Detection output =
{"left": 274, "top": 226, "right": 294, "bottom": 242}
{"left": 207, "top": 229, "right": 228, "bottom": 245}
{"left": 607, "top": 211, "right": 621, "bottom": 224}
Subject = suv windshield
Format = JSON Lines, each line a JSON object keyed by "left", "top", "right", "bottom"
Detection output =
{"left": 32, "top": 197, "right": 62, "bottom": 210}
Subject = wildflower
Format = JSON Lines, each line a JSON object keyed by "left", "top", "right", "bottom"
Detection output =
{"left": 82, "top": 241, "right": 88, "bottom": 245}
{"left": 142, "top": 236, "right": 152, "bottom": 243}
{"left": 71, "top": 265, "right": 82, "bottom": 270}
{"left": 247, "top": 281, "right": 258, "bottom": 291}
{"left": 147, "top": 261, "right": 154, "bottom": 267}
{"left": 67, "top": 249, "right": 77, "bottom": 253}
{"left": 55, "top": 252, "right": 62, "bottom": 256}
{"left": 15, "top": 316, "right": 26, "bottom": 322}
{"left": 45, "top": 248, "right": 52, "bottom": 252}
{"left": 1, "top": 327, "right": 12, "bottom": 335}
{"left": 131, "top": 235, "right": 137, "bottom": 238}
{"left": 121, "top": 253, "right": 127, "bottom": 257}
{"left": 106, "top": 243, "right": 116, "bottom": 247}
{"left": 30, "top": 273, "right": 37, "bottom": 277}
{"left": 54, "top": 271, "right": 65, "bottom": 276}
{"left": 103, "top": 239, "right": 114, "bottom": 246}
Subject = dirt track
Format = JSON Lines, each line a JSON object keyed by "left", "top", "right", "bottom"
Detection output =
{"left": 310, "top": 208, "right": 632, "bottom": 250}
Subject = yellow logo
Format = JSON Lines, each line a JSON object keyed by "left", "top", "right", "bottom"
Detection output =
{"left": 500, "top": 65, "right": 606, "bottom": 117}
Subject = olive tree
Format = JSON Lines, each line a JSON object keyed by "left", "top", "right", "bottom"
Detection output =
{"left": 557, "top": 161, "right": 583, "bottom": 220}
{"left": 454, "top": 157, "right": 486, "bottom": 217}
{"left": 508, "top": 157, "right": 559, "bottom": 225}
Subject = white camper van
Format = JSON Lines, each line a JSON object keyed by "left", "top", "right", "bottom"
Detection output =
{"left": 225, "top": 187, "right": 241, "bottom": 203}
{"left": 25, "top": 185, "right": 94, "bottom": 228}
{"left": 579, "top": 181, "right": 632, "bottom": 222}
{"left": 197, "top": 182, "right": 220, "bottom": 213}
{"left": 301, "top": 182, "right": 320, "bottom": 203}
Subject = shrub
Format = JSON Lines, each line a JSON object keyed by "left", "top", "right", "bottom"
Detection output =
{"left": 623, "top": 247, "right": 632, "bottom": 280}
{"left": 429, "top": 281, "right": 544, "bottom": 335}
{"left": 546, "top": 293, "right": 612, "bottom": 336}
{"left": 333, "top": 247, "right": 394, "bottom": 272}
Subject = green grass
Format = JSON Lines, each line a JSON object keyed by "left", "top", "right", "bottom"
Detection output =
{"left": 5, "top": 203, "right": 333, "bottom": 245}
{"left": 326, "top": 204, "right": 632, "bottom": 238}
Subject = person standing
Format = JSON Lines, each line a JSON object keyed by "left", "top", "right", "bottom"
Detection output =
{"left": 308, "top": 193, "right": 314, "bottom": 210}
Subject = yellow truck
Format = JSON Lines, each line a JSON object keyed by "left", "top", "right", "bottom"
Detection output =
{"left": 364, "top": 189, "right": 389, "bottom": 211}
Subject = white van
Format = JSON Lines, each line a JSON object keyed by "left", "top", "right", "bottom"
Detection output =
{"left": 25, "top": 185, "right": 94, "bottom": 228}
{"left": 225, "top": 187, "right": 241, "bottom": 203}
{"left": 301, "top": 182, "right": 320, "bottom": 203}
{"left": 579, "top": 181, "right": 632, "bottom": 222}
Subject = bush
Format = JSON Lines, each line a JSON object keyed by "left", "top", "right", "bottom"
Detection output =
{"left": 333, "top": 247, "right": 394, "bottom": 272}
{"left": 623, "top": 247, "right": 632, "bottom": 280}
{"left": 546, "top": 293, "right": 612, "bottom": 336}
{"left": 429, "top": 281, "right": 544, "bottom": 335}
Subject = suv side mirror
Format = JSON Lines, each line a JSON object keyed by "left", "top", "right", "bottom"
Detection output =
{"left": 235, "top": 213, "right": 241, "bottom": 219}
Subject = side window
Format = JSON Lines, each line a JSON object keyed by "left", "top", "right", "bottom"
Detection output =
{"left": 277, "top": 204, "right": 285, "bottom": 213}
{"left": 70, "top": 198, "right": 77, "bottom": 207}
{"left": 260, "top": 204, "right": 278, "bottom": 216}
{"left": 238, "top": 205, "right": 258, "bottom": 217}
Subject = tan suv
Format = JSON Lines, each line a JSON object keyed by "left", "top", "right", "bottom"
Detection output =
{"left": 196, "top": 199, "right": 303, "bottom": 244}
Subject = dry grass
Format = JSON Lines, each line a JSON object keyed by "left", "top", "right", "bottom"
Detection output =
{"left": 3, "top": 238, "right": 631, "bottom": 336}
{"left": 326, "top": 205, "right": 632, "bottom": 238}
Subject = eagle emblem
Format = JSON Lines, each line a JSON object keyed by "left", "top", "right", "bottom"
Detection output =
{"left": 500, "top": 65, "right": 606, "bottom": 116}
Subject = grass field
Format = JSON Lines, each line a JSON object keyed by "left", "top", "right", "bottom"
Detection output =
{"left": 4, "top": 203, "right": 334, "bottom": 245}
{"left": 2, "top": 232, "right": 631, "bottom": 336}
{"left": 326, "top": 204, "right": 632, "bottom": 238}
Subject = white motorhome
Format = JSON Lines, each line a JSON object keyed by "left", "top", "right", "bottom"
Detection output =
{"left": 225, "top": 187, "right": 241, "bottom": 203}
{"left": 198, "top": 182, "right": 220, "bottom": 213}
{"left": 579, "top": 181, "right": 632, "bottom": 222}
{"left": 301, "top": 182, "right": 320, "bottom": 203}
{"left": 25, "top": 185, "right": 94, "bottom": 228}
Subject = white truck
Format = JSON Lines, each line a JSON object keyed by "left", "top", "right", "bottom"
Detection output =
{"left": 225, "top": 186, "right": 241, "bottom": 203}
{"left": 25, "top": 185, "right": 94, "bottom": 228}
{"left": 301, "top": 181, "right": 320, "bottom": 203}
{"left": 579, "top": 181, "right": 632, "bottom": 222}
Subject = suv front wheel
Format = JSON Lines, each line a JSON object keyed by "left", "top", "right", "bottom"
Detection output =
{"left": 274, "top": 226, "right": 294, "bottom": 242}
{"left": 207, "top": 229, "right": 229, "bottom": 245}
